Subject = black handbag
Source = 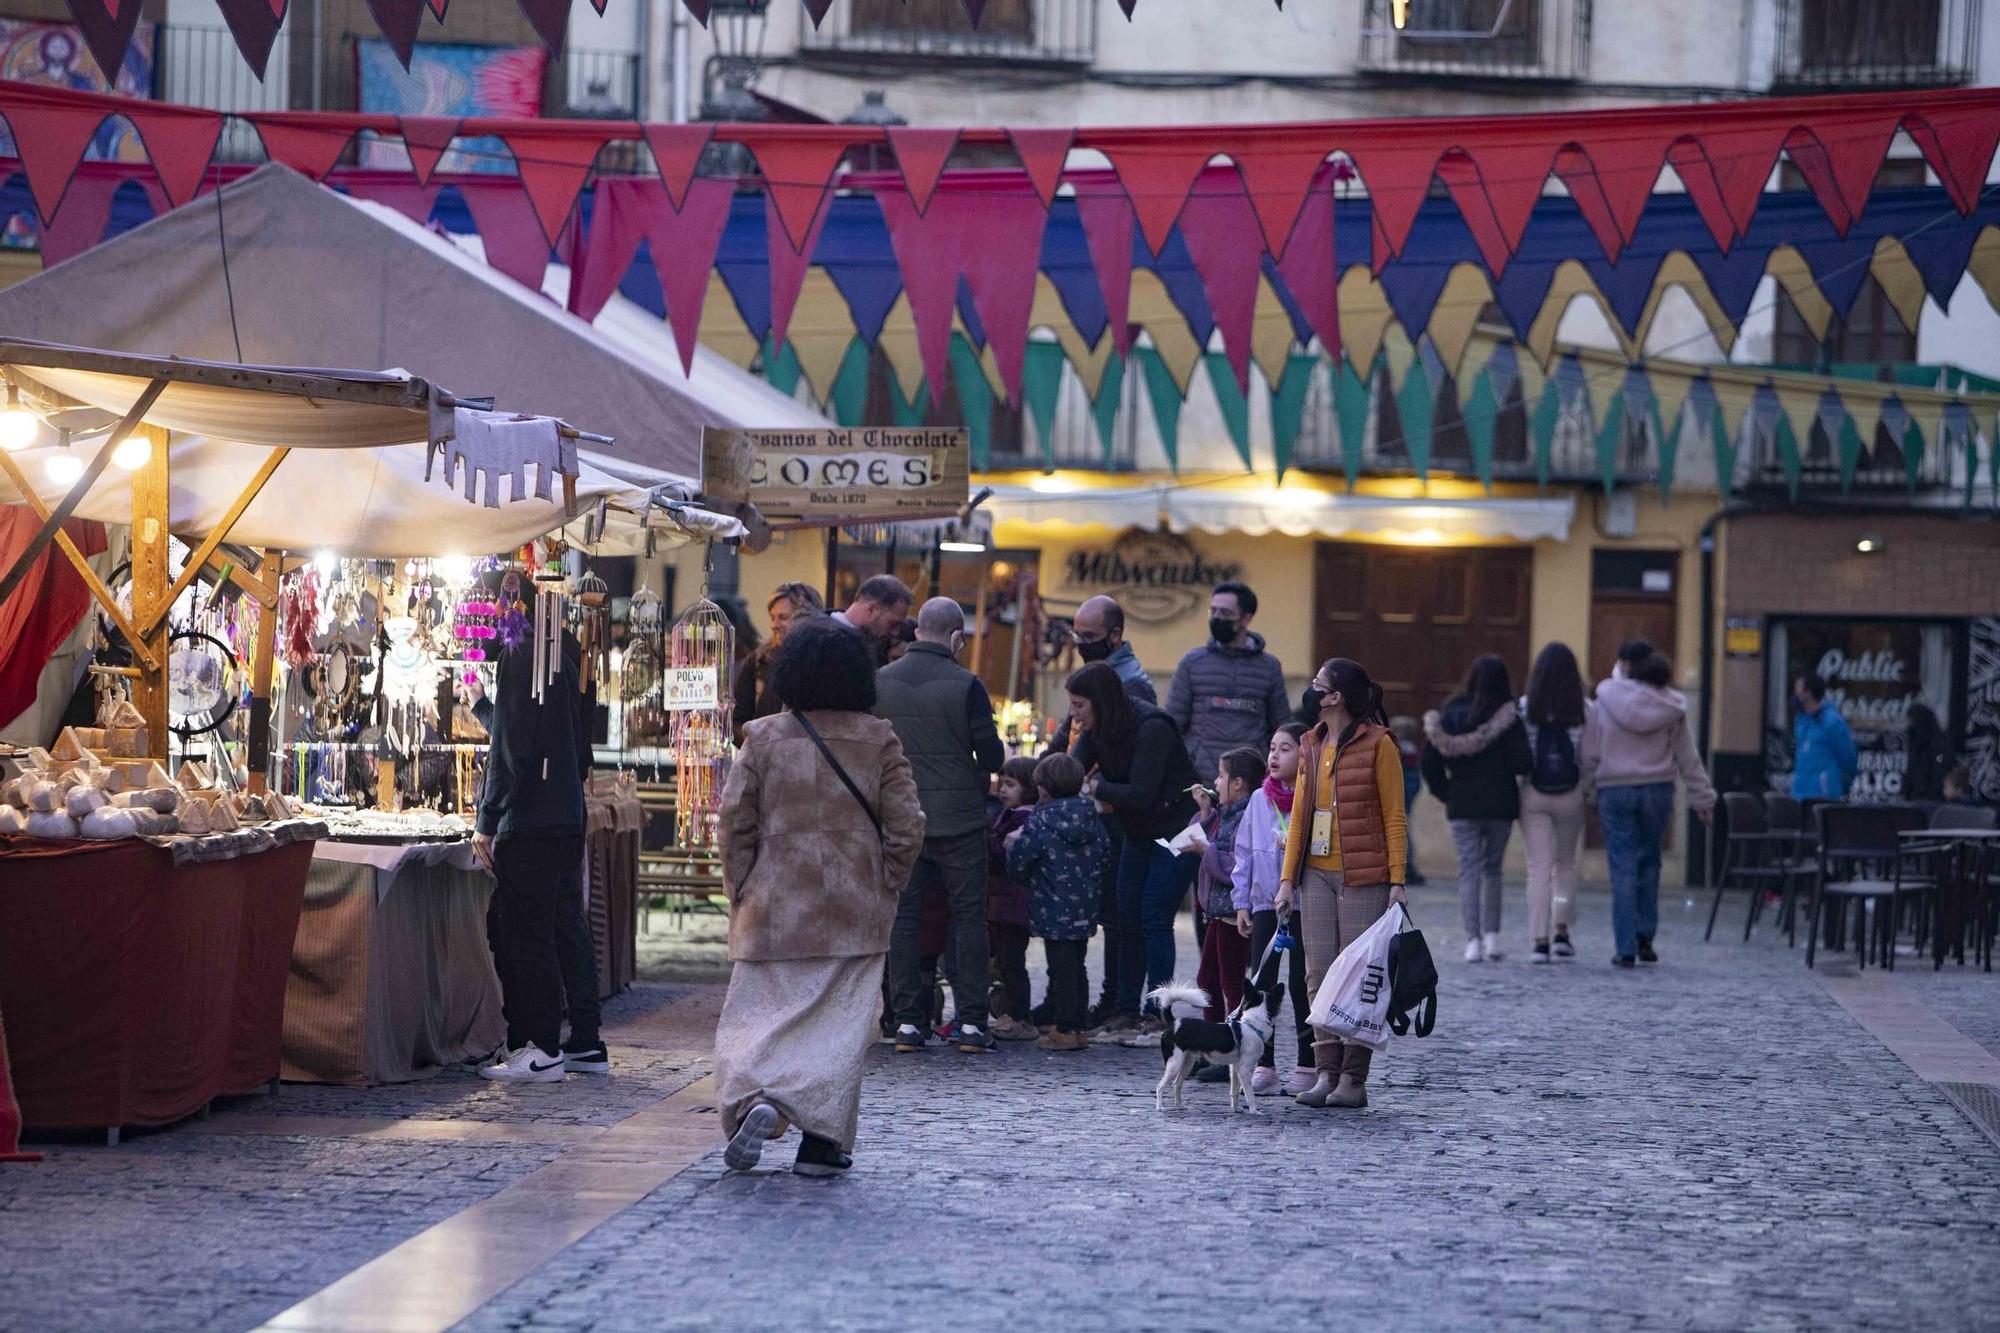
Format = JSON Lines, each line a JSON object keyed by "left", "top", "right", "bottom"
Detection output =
{"left": 1386, "top": 905, "right": 1439, "bottom": 1038}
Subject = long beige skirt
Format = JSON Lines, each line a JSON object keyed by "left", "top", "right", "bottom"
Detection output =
{"left": 714, "top": 952, "right": 886, "bottom": 1154}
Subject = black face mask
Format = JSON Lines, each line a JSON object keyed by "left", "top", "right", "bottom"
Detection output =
{"left": 1301, "top": 685, "right": 1326, "bottom": 717}
{"left": 1210, "top": 617, "right": 1240, "bottom": 645}
{"left": 1075, "top": 636, "right": 1115, "bottom": 664}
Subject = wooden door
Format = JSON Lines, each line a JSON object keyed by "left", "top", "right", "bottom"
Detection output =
{"left": 1313, "top": 544, "right": 1534, "bottom": 722}
{"left": 1588, "top": 599, "right": 1677, "bottom": 688}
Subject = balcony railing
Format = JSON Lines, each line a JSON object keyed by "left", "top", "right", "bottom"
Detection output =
{"left": 800, "top": 0, "right": 1095, "bottom": 67}
{"left": 158, "top": 25, "right": 641, "bottom": 163}
{"left": 1358, "top": 0, "right": 1591, "bottom": 83}
{"left": 1773, "top": 0, "right": 1978, "bottom": 90}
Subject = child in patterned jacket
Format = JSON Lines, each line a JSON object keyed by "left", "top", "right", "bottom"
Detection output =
{"left": 1006, "top": 752, "right": 1111, "bottom": 1052}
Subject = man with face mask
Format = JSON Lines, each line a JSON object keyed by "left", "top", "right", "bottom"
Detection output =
{"left": 1166, "top": 581, "right": 1294, "bottom": 782}
{"left": 877, "top": 597, "right": 1008, "bottom": 1053}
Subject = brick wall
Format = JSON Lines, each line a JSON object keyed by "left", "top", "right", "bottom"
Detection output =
{"left": 1723, "top": 511, "right": 2000, "bottom": 619}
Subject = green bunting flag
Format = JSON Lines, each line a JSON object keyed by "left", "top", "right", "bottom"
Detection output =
{"left": 1334, "top": 359, "right": 1372, "bottom": 492}
{"left": 1137, "top": 346, "right": 1183, "bottom": 472}
{"left": 761, "top": 336, "right": 802, "bottom": 398}
{"left": 950, "top": 333, "right": 995, "bottom": 471}
{"left": 1270, "top": 353, "right": 1317, "bottom": 482}
{"left": 889, "top": 373, "right": 930, "bottom": 428}
{"left": 1395, "top": 355, "right": 1433, "bottom": 481}
{"left": 1594, "top": 388, "right": 1626, "bottom": 495}
{"left": 1090, "top": 353, "right": 1125, "bottom": 465}
{"left": 828, "top": 339, "right": 870, "bottom": 428}
{"left": 1204, "top": 351, "right": 1252, "bottom": 470}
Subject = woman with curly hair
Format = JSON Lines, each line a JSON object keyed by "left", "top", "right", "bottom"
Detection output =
{"left": 716, "top": 618, "right": 925, "bottom": 1177}
{"left": 732, "top": 582, "right": 825, "bottom": 741}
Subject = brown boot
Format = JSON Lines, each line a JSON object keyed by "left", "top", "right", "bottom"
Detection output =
{"left": 1296, "top": 1038, "right": 1343, "bottom": 1107}
{"left": 1328, "top": 1044, "right": 1372, "bottom": 1108}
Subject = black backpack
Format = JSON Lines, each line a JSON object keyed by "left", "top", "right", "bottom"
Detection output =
{"left": 1530, "top": 722, "right": 1580, "bottom": 795}
{"left": 1386, "top": 907, "right": 1438, "bottom": 1038}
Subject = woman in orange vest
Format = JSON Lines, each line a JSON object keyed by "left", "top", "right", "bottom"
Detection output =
{"left": 1276, "top": 658, "right": 1408, "bottom": 1109}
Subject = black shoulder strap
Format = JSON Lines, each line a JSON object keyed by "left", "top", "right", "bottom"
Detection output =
{"left": 792, "top": 711, "right": 882, "bottom": 835}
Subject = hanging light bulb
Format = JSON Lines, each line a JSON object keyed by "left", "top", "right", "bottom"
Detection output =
{"left": 112, "top": 433, "right": 152, "bottom": 471}
{"left": 1391, "top": 0, "right": 1410, "bottom": 28}
{"left": 0, "top": 383, "right": 39, "bottom": 451}
{"left": 45, "top": 428, "right": 82, "bottom": 485}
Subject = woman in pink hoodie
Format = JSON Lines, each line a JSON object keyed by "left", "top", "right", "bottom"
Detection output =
{"left": 1582, "top": 653, "right": 1716, "bottom": 968}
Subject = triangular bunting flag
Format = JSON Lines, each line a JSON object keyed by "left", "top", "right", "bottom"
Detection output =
{"left": 877, "top": 188, "right": 964, "bottom": 402}
{"left": 37, "top": 171, "right": 121, "bottom": 268}
{"left": 1394, "top": 347, "right": 1434, "bottom": 479}
{"left": 400, "top": 116, "right": 460, "bottom": 186}
{"left": 1021, "top": 340, "right": 1065, "bottom": 464}
{"left": 765, "top": 180, "right": 837, "bottom": 352}
{"left": 62, "top": 0, "right": 143, "bottom": 87}
{"left": 365, "top": 0, "right": 427, "bottom": 67}
{"left": 828, "top": 338, "right": 870, "bottom": 427}
{"left": 250, "top": 114, "right": 356, "bottom": 181}
{"left": 1270, "top": 352, "right": 1316, "bottom": 481}
{"left": 0, "top": 93, "right": 107, "bottom": 222}
{"left": 1226, "top": 132, "right": 1333, "bottom": 257}
{"left": 1075, "top": 177, "right": 1136, "bottom": 357}
{"left": 1439, "top": 139, "right": 1559, "bottom": 277}
{"left": 429, "top": 0, "right": 449, "bottom": 16}
{"left": 568, "top": 178, "right": 645, "bottom": 321}
{"left": 950, "top": 333, "right": 995, "bottom": 469}
{"left": 1007, "top": 127, "right": 1074, "bottom": 207}
{"left": 1343, "top": 129, "right": 1449, "bottom": 266}
{"left": 641, "top": 124, "right": 713, "bottom": 211}
{"left": 345, "top": 178, "right": 440, "bottom": 227}
{"left": 515, "top": 0, "right": 570, "bottom": 56}
{"left": 887, "top": 128, "right": 960, "bottom": 214}
{"left": 1903, "top": 102, "right": 2000, "bottom": 215}
{"left": 1177, "top": 171, "right": 1264, "bottom": 394}
{"left": 214, "top": 0, "right": 285, "bottom": 81}
{"left": 741, "top": 129, "right": 855, "bottom": 253}
{"left": 1333, "top": 358, "right": 1371, "bottom": 490}
{"left": 1096, "top": 133, "right": 1216, "bottom": 255}
{"left": 961, "top": 0, "right": 987, "bottom": 23}
{"left": 1275, "top": 169, "right": 1339, "bottom": 359}
{"left": 640, "top": 177, "right": 734, "bottom": 375}
{"left": 1782, "top": 116, "right": 1897, "bottom": 235}
{"left": 500, "top": 128, "right": 613, "bottom": 245}
{"left": 1665, "top": 119, "right": 1790, "bottom": 248}
{"left": 804, "top": 0, "right": 834, "bottom": 27}
{"left": 682, "top": 0, "right": 710, "bottom": 22}
{"left": 957, "top": 180, "right": 1050, "bottom": 406}
{"left": 1204, "top": 352, "right": 1253, "bottom": 469}
{"left": 1135, "top": 346, "right": 1184, "bottom": 472}
{"left": 1461, "top": 366, "right": 1500, "bottom": 491}
{"left": 1089, "top": 351, "right": 1125, "bottom": 463}
{"left": 460, "top": 178, "right": 556, "bottom": 294}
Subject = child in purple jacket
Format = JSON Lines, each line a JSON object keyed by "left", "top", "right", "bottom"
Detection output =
{"left": 986, "top": 756, "right": 1041, "bottom": 1041}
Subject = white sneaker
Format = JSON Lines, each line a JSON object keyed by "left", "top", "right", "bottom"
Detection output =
{"left": 479, "top": 1045, "right": 565, "bottom": 1083}
{"left": 724, "top": 1102, "right": 780, "bottom": 1172}
{"left": 1464, "top": 938, "right": 1484, "bottom": 963}
{"left": 1482, "top": 931, "right": 1505, "bottom": 961}
{"left": 1284, "top": 1066, "right": 1318, "bottom": 1096}
{"left": 1250, "top": 1067, "right": 1281, "bottom": 1096}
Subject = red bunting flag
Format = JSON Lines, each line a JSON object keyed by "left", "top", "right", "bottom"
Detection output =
{"left": 1225, "top": 132, "right": 1335, "bottom": 259}
{"left": 460, "top": 178, "right": 559, "bottom": 294}
{"left": 877, "top": 187, "right": 963, "bottom": 400}
{"left": 765, "top": 185, "right": 836, "bottom": 350}
{"left": 1074, "top": 176, "right": 1136, "bottom": 357}
{"left": 346, "top": 178, "right": 440, "bottom": 227}
{"left": 0, "top": 91, "right": 105, "bottom": 223}
{"left": 1904, "top": 100, "right": 2000, "bottom": 215}
{"left": 400, "top": 116, "right": 461, "bottom": 186}
{"left": 643, "top": 178, "right": 734, "bottom": 376}
{"left": 1176, "top": 169, "right": 1264, "bottom": 393}
{"left": 365, "top": 0, "right": 427, "bottom": 67}
{"left": 1276, "top": 168, "right": 1339, "bottom": 361}
{"left": 641, "top": 123, "right": 714, "bottom": 211}
{"left": 886, "top": 127, "right": 960, "bottom": 215}
{"left": 740, "top": 128, "right": 858, "bottom": 255}
{"left": 61, "top": 0, "right": 142, "bottom": 89}
{"left": 1007, "top": 127, "right": 1074, "bottom": 208}
{"left": 126, "top": 106, "right": 225, "bottom": 209}
{"left": 213, "top": 0, "right": 286, "bottom": 81}
{"left": 500, "top": 127, "right": 615, "bottom": 245}
{"left": 1342, "top": 129, "right": 1450, "bottom": 269}
{"left": 957, "top": 178, "right": 1049, "bottom": 404}
{"left": 515, "top": 0, "right": 570, "bottom": 57}
{"left": 1095, "top": 131, "right": 1216, "bottom": 255}
{"left": 249, "top": 113, "right": 359, "bottom": 182}
{"left": 570, "top": 178, "right": 648, "bottom": 322}
{"left": 37, "top": 172, "right": 121, "bottom": 268}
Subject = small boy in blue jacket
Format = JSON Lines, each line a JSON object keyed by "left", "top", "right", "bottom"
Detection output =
{"left": 1006, "top": 752, "right": 1110, "bottom": 1051}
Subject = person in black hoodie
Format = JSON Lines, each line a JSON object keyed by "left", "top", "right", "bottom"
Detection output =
{"left": 468, "top": 613, "right": 601, "bottom": 1083}
{"left": 1067, "top": 661, "right": 1199, "bottom": 1038}
{"left": 1422, "top": 654, "right": 1531, "bottom": 964}
{"left": 1903, "top": 703, "right": 1953, "bottom": 804}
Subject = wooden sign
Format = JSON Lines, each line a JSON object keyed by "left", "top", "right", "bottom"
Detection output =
{"left": 701, "top": 427, "right": 969, "bottom": 522}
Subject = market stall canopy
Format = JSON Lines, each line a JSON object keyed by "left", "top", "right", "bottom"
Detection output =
{"left": 986, "top": 477, "right": 1576, "bottom": 545}
{"left": 0, "top": 164, "right": 829, "bottom": 482}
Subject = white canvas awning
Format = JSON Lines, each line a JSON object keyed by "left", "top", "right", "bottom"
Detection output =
{"left": 987, "top": 481, "right": 1577, "bottom": 543}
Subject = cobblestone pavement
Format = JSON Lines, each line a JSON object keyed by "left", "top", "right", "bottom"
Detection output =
{"left": 4, "top": 884, "right": 1998, "bottom": 1332}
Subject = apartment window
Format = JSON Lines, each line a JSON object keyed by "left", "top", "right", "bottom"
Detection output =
{"left": 1772, "top": 161, "right": 1923, "bottom": 367}
{"left": 1798, "top": 0, "right": 1942, "bottom": 77}
{"left": 851, "top": 0, "right": 1032, "bottom": 39}
{"left": 1397, "top": 0, "right": 1540, "bottom": 67}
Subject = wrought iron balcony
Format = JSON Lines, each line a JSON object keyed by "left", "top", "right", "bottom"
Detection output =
{"left": 1772, "top": 0, "right": 1979, "bottom": 90}
{"left": 1357, "top": 0, "right": 1591, "bottom": 83}
{"left": 799, "top": 0, "right": 1096, "bottom": 68}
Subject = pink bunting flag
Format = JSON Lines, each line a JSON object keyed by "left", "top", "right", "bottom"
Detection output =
{"left": 570, "top": 177, "right": 647, "bottom": 323}
{"left": 641, "top": 178, "right": 735, "bottom": 375}
{"left": 460, "top": 178, "right": 557, "bottom": 294}
{"left": 956, "top": 178, "right": 1051, "bottom": 405}
{"left": 642, "top": 123, "right": 714, "bottom": 210}
{"left": 1225, "top": 133, "right": 1334, "bottom": 259}
{"left": 886, "top": 127, "right": 960, "bottom": 215}
{"left": 765, "top": 185, "right": 836, "bottom": 350}
{"left": 126, "top": 107, "right": 225, "bottom": 209}
{"left": 1176, "top": 169, "right": 1264, "bottom": 394}
{"left": 1007, "top": 127, "right": 1074, "bottom": 207}
{"left": 36, "top": 172, "right": 121, "bottom": 269}
{"left": 877, "top": 187, "right": 963, "bottom": 399}
{"left": 62, "top": 0, "right": 142, "bottom": 88}
{"left": 1276, "top": 168, "right": 1339, "bottom": 361}
{"left": 400, "top": 116, "right": 461, "bottom": 186}
{"left": 1074, "top": 177, "right": 1136, "bottom": 357}
{"left": 500, "top": 128, "right": 615, "bottom": 246}
{"left": 212, "top": 0, "right": 285, "bottom": 81}
{"left": 250, "top": 114, "right": 357, "bottom": 181}
{"left": 1094, "top": 132, "right": 1215, "bottom": 255}
{"left": 346, "top": 178, "right": 440, "bottom": 227}
{"left": 0, "top": 91, "right": 106, "bottom": 224}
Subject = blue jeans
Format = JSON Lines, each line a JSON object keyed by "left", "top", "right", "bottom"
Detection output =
{"left": 1599, "top": 782, "right": 1674, "bottom": 958}
{"left": 1115, "top": 841, "right": 1198, "bottom": 1015}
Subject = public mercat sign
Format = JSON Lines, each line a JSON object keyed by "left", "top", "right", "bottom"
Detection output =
{"left": 702, "top": 427, "right": 969, "bottom": 522}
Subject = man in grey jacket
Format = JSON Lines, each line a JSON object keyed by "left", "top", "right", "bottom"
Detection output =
{"left": 877, "top": 597, "right": 1007, "bottom": 1054}
{"left": 1165, "top": 581, "right": 1293, "bottom": 780}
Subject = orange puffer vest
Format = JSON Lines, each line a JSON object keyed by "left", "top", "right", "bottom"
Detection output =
{"left": 1297, "top": 719, "right": 1393, "bottom": 887}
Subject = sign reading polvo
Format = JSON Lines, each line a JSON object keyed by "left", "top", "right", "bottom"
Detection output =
{"left": 702, "top": 427, "right": 969, "bottom": 522}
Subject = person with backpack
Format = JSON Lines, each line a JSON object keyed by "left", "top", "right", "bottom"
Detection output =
{"left": 1519, "top": 643, "right": 1590, "bottom": 964}
{"left": 1422, "top": 655, "right": 1533, "bottom": 963}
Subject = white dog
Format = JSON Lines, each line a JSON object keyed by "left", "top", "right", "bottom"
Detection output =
{"left": 1147, "top": 981, "right": 1287, "bottom": 1114}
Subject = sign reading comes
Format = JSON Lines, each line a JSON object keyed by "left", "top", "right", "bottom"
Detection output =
{"left": 701, "top": 427, "right": 969, "bottom": 522}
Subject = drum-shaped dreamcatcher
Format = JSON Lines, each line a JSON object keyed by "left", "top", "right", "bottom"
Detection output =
{"left": 667, "top": 597, "right": 734, "bottom": 848}
{"left": 167, "top": 629, "right": 244, "bottom": 738}
{"left": 623, "top": 586, "right": 665, "bottom": 744}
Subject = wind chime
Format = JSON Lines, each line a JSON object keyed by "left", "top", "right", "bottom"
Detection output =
{"left": 667, "top": 595, "right": 734, "bottom": 848}
{"left": 573, "top": 568, "right": 612, "bottom": 694}
{"left": 530, "top": 569, "right": 567, "bottom": 705}
{"left": 623, "top": 584, "right": 665, "bottom": 749}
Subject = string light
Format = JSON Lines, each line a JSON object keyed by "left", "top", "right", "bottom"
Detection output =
{"left": 45, "top": 429, "right": 81, "bottom": 485}
{"left": 0, "top": 383, "right": 38, "bottom": 451}
{"left": 1392, "top": 0, "right": 1409, "bottom": 28}
{"left": 112, "top": 434, "right": 152, "bottom": 470}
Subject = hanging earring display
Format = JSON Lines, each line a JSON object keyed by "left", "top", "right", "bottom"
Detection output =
{"left": 574, "top": 568, "right": 611, "bottom": 694}
{"left": 666, "top": 597, "right": 734, "bottom": 848}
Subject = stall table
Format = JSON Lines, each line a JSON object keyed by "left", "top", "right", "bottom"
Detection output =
{"left": 0, "top": 834, "right": 313, "bottom": 1138}
{"left": 284, "top": 839, "right": 505, "bottom": 1085}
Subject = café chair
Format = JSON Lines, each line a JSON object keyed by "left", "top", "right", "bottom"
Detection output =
{"left": 1805, "top": 804, "right": 1930, "bottom": 970}
{"left": 1706, "top": 792, "right": 1810, "bottom": 943}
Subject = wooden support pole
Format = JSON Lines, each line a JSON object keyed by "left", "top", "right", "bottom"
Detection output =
{"left": 143, "top": 446, "right": 290, "bottom": 637}
{"left": 0, "top": 448, "right": 158, "bottom": 672}
{"left": 128, "top": 424, "right": 172, "bottom": 764}
{"left": 245, "top": 551, "right": 284, "bottom": 795}
{"left": 823, "top": 526, "right": 840, "bottom": 608}
{"left": 0, "top": 378, "right": 165, "bottom": 613}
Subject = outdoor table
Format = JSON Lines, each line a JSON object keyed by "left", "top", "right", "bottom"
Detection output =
{"left": 282, "top": 839, "right": 505, "bottom": 1085}
{"left": 1898, "top": 828, "right": 2000, "bottom": 970}
{"left": 0, "top": 835, "right": 312, "bottom": 1138}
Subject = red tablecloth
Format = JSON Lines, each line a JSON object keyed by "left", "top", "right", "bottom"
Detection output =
{"left": 0, "top": 836, "right": 312, "bottom": 1132}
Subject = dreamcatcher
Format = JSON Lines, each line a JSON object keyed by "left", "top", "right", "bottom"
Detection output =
{"left": 667, "top": 596, "right": 734, "bottom": 848}
{"left": 277, "top": 566, "right": 324, "bottom": 669}
{"left": 623, "top": 585, "right": 665, "bottom": 746}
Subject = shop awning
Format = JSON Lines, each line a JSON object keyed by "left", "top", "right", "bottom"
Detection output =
{"left": 987, "top": 480, "right": 1575, "bottom": 544}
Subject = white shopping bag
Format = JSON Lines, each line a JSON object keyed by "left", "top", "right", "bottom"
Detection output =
{"left": 1305, "top": 908, "right": 1402, "bottom": 1050}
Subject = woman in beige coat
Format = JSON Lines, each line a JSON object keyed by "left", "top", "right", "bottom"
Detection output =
{"left": 716, "top": 618, "right": 925, "bottom": 1177}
